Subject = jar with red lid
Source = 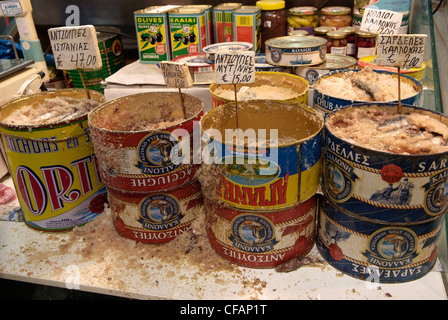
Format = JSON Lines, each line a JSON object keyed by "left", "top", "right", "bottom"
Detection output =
{"left": 319, "top": 6, "right": 352, "bottom": 29}
{"left": 326, "top": 30, "right": 347, "bottom": 55}
{"left": 256, "top": 0, "right": 287, "bottom": 53}
{"left": 339, "top": 26, "right": 356, "bottom": 57}
{"left": 355, "top": 30, "right": 376, "bottom": 59}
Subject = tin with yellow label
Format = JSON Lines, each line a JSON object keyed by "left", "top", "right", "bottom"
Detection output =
{"left": 201, "top": 100, "right": 323, "bottom": 211}
{"left": 0, "top": 90, "right": 106, "bottom": 231}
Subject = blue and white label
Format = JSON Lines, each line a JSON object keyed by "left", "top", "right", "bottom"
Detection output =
{"left": 138, "top": 193, "right": 184, "bottom": 230}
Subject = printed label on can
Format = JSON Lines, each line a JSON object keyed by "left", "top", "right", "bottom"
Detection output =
{"left": 135, "top": 12, "right": 170, "bottom": 63}
{"left": 169, "top": 13, "right": 207, "bottom": 60}
{"left": 317, "top": 200, "right": 442, "bottom": 283}
{"left": 266, "top": 45, "right": 326, "bottom": 66}
{"left": 110, "top": 181, "right": 203, "bottom": 243}
{"left": 233, "top": 11, "right": 261, "bottom": 53}
{"left": 323, "top": 126, "right": 448, "bottom": 222}
{"left": 212, "top": 131, "right": 322, "bottom": 210}
{"left": 1, "top": 121, "right": 107, "bottom": 231}
{"left": 207, "top": 196, "right": 316, "bottom": 268}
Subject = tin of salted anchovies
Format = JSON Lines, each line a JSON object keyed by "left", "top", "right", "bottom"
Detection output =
{"left": 207, "top": 196, "right": 316, "bottom": 268}
{"left": 109, "top": 180, "right": 203, "bottom": 244}
{"left": 323, "top": 103, "right": 448, "bottom": 223}
{"left": 265, "top": 36, "right": 327, "bottom": 67}
{"left": 317, "top": 197, "right": 444, "bottom": 283}
{"left": 202, "top": 41, "right": 252, "bottom": 64}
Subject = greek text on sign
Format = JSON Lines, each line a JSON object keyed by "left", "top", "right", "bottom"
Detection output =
{"left": 377, "top": 34, "right": 428, "bottom": 68}
{"left": 360, "top": 8, "right": 403, "bottom": 34}
{"left": 160, "top": 61, "right": 193, "bottom": 88}
{"left": 215, "top": 51, "right": 255, "bottom": 85}
{"left": 48, "top": 25, "right": 102, "bottom": 70}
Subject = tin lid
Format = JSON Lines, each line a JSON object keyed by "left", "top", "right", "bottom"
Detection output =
{"left": 203, "top": 42, "right": 253, "bottom": 63}
{"left": 135, "top": 5, "right": 181, "bottom": 14}
{"left": 307, "top": 54, "right": 357, "bottom": 70}
{"left": 233, "top": 5, "right": 261, "bottom": 14}
{"left": 321, "top": 6, "right": 351, "bottom": 15}
{"left": 289, "top": 6, "right": 317, "bottom": 15}
{"left": 214, "top": 3, "right": 243, "bottom": 10}
{"left": 265, "top": 35, "right": 326, "bottom": 49}
{"left": 173, "top": 53, "right": 212, "bottom": 67}
{"left": 170, "top": 7, "right": 204, "bottom": 14}
{"left": 314, "top": 26, "right": 334, "bottom": 35}
{"left": 355, "top": 30, "right": 376, "bottom": 37}
{"left": 338, "top": 26, "right": 357, "bottom": 34}
{"left": 288, "top": 30, "right": 309, "bottom": 36}
{"left": 255, "top": 0, "right": 285, "bottom": 11}
{"left": 326, "top": 30, "right": 347, "bottom": 39}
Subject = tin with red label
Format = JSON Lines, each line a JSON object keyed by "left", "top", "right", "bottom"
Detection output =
{"left": 109, "top": 180, "right": 203, "bottom": 244}
{"left": 232, "top": 6, "right": 261, "bottom": 53}
{"left": 206, "top": 196, "right": 316, "bottom": 268}
{"left": 89, "top": 92, "right": 203, "bottom": 193}
{"left": 213, "top": 3, "right": 242, "bottom": 43}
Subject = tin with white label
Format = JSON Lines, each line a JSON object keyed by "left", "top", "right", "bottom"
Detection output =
{"left": 265, "top": 36, "right": 327, "bottom": 67}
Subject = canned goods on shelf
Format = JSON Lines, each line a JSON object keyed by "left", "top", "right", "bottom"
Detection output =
{"left": 326, "top": 30, "right": 347, "bottom": 55}
{"left": 287, "top": 6, "right": 318, "bottom": 35}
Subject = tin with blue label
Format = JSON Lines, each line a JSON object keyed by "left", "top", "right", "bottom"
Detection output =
{"left": 317, "top": 197, "right": 444, "bottom": 283}
{"left": 323, "top": 103, "right": 448, "bottom": 224}
{"left": 200, "top": 100, "right": 323, "bottom": 211}
{"left": 313, "top": 69, "right": 422, "bottom": 116}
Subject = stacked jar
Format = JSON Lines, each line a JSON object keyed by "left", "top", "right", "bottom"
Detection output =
{"left": 256, "top": 0, "right": 287, "bottom": 52}
{"left": 287, "top": 6, "right": 319, "bottom": 36}
{"left": 326, "top": 30, "right": 347, "bottom": 55}
{"left": 338, "top": 26, "right": 357, "bottom": 57}
{"left": 319, "top": 6, "right": 352, "bottom": 29}
{"left": 355, "top": 30, "right": 376, "bottom": 59}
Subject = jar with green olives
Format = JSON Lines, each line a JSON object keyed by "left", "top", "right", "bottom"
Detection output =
{"left": 287, "top": 6, "right": 319, "bottom": 35}
{"left": 319, "top": 6, "right": 352, "bottom": 29}
{"left": 326, "top": 30, "right": 347, "bottom": 55}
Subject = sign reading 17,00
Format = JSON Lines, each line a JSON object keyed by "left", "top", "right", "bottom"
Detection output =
{"left": 215, "top": 51, "right": 255, "bottom": 85}
{"left": 48, "top": 25, "right": 103, "bottom": 70}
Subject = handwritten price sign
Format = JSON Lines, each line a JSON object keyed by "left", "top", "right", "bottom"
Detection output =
{"left": 215, "top": 51, "right": 255, "bottom": 85}
{"left": 160, "top": 61, "right": 193, "bottom": 88}
{"left": 360, "top": 8, "right": 403, "bottom": 34}
{"left": 377, "top": 34, "right": 428, "bottom": 68}
{"left": 48, "top": 25, "right": 102, "bottom": 70}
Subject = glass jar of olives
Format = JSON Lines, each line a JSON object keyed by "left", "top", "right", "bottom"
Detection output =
{"left": 319, "top": 6, "right": 352, "bottom": 29}
{"left": 326, "top": 30, "right": 347, "bottom": 55}
{"left": 314, "top": 26, "right": 334, "bottom": 39}
{"left": 287, "top": 6, "right": 318, "bottom": 35}
{"left": 339, "top": 26, "right": 357, "bottom": 57}
{"left": 355, "top": 30, "right": 376, "bottom": 59}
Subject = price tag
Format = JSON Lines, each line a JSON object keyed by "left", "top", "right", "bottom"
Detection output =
{"left": 160, "top": 61, "right": 193, "bottom": 88}
{"left": 360, "top": 8, "right": 403, "bottom": 34}
{"left": 48, "top": 25, "right": 102, "bottom": 70}
{"left": 376, "top": 34, "right": 427, "bottom": 68}
{"left": 215, "top": 51, "right": 255, "bottom": 85}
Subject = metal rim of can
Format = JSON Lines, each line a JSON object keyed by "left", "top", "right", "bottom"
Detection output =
{"left": 357, "top": 55, "right": 426, "bottom": 81}
{"left": 303, "top": 54, "right": 357, "bottom": 71}
{"left": 209, "top": 71, "right": 310, "bottom": 108}
{"left": 0, "top": 89, "right": 104, "bottom": 135}
{"left": 265, "top": 35, "right": 326, "bottom": 50}
{"left": 202, "top": 41, "right": 253, "bottom": 64}
{"left": 314, "top": 69, "right": 422, "bottom": 107}
{"left": 88, "top": 92, "right": 203, "bottom": 134}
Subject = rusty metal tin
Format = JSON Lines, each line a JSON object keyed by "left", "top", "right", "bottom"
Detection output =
{"left": 200, "top": 100, "right": 323, "bottom": 211}
{"left": 0, "top": 89, "right": 106, "bottom": 231}
{"left": 317, "top": 197, "right": 445, "bottom": 283}
{"left": 88, "top": 92, "right": 203, "bottom": 193}
{"left": 323, "top": 103, "right": 448, "bottom": 223}
{"left": 207, "top": 195, "right": 317, "bottom": 268}
{"left": 109, "top": 180, "right": 203, "bottom": 244}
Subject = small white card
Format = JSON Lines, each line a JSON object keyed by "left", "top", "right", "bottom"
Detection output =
{"left": 360, "top": 8, "right": 403, "bottom": 34}
{"left": 160, "top": 61, "right": 193, "bottom": 88}
{"left": 376, "top": 34, "right": 428, "bottom": 68}
{"left": 215, "top": 51, "right": 255, "bottom": 85}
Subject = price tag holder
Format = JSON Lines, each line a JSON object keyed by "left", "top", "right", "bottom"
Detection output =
{"left": 376, "top": 34, "right": 428, "bottom": 68}
{"left": 48, "top": 25, "right": 102, "bottom": 70}
{"left": 360, "top": 8, "right": 403, "bottom": 34}
{"left": 215, "top": 51, "right": 255, "bottom": 85}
